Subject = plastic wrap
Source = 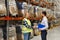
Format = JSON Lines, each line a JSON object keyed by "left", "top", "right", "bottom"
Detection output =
{"left": 33, "top": 23, "right": 40, "bottom": 36}
{"left": 19, "top": 2, "right": 28, "bottom": 17}
{"left": 46, "top": 9, "right": 56, "bottom": 21}
{"left": 9, "top": 0, "right": 18, "bottom": 16}
{"left": 8, "top": 26, "right": 17, "bottom": 40}
{"left": 28, "top": 5, "right": 34, "bottom": 18}
{"left": 35, "top": 7, "right": 47, "bottom": 19}
{"left": 0, "top": 0, "right": 7, "bottom": 16}
{"left": 34, "top": 6, "right": 42, "bottom": 18}
{"left": 23, "top": 5, "right": 28, "bottom": 17}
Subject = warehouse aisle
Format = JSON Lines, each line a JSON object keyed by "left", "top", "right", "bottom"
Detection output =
{"left": 31, "top": 26, "right": 60, "bottom": 40}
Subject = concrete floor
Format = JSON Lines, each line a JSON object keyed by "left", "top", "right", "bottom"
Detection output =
{"left": 31, "top": 26, "right": 60, "bottom": 40}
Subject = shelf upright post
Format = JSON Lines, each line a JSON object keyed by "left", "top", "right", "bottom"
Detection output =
{"left": 5, "top": 0, "right": 9, "bottom": 40}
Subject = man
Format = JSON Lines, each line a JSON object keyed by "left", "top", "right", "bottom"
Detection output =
{"left": 22, "top": 11, "right": 32, "bottom": 40}
{"left": 39, "top": 11, "right": 48, "bottom": 40}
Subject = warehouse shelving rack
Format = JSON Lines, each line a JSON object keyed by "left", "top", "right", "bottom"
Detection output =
{"left": 0, "top": 0, "right": 55, "bottom": 40}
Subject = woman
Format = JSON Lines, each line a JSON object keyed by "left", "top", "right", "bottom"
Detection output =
{"left": 34, "top": 11, "right": 48, "bottom": 40}
{"left": 40, "top": 11, "right": 48, "bottom": 40}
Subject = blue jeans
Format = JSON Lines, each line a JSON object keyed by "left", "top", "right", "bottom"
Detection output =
{"left": 24, "top": 32, "right": 30, "bottom": 40}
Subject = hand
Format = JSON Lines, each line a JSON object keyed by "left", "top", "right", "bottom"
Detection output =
{"left": 39, "top": 28, "right": 42, "bottom": 30}
{"left": 33, "top": 26, "right": 37, "bottom": 29}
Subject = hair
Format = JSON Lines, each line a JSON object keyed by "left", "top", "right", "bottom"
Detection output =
{"left": 42, "top": 11, "right": 46, "bottom": 16}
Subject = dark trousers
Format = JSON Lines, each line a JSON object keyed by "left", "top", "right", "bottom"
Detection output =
{"left": 41, "top": 30, "right": 47, "bottom": 40}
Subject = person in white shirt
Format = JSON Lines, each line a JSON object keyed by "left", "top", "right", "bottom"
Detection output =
{"left": 39, "top": 11, "right": 48, "bottom": 40}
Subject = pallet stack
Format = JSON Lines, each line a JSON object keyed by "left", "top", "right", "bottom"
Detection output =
{"left": 0, "top": 0, "right": 7, "bottom": 16}
{"left": 9, "top": 0, "right": 18, "bottom": 17}
{"left": 0, "top": 28, "right": 4, "bottom": 40}
{"left": 8, "top": 26, "right": 17, "bottom": 40}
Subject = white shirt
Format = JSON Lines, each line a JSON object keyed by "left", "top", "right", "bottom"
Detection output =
{"left": 40, "top": 16, "right": 48, "bottom": 30}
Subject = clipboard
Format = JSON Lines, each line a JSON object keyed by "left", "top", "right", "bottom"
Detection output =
{"left": 38, "top": 24, "right": 45, "bottom": 29}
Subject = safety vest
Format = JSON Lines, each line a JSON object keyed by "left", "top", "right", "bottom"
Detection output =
{"left": 22, "top": 18, "right": 32, "bottom": 33}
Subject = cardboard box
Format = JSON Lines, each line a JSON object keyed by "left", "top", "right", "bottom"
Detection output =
{"left": 18, "top": 2, "right": 28, "bottom": 17}
{"left": 0, "top": 0, "right": 7, "bottom": 16}
{"left": 18, "top": 10, "right": 23, "bottom": 17}
{"left": 33, "top": 23, "right": 40, "bottom": 36}
{"left": 8, "top": 26, "right": 17, "bottom": 40}
{"left": 46, "top": 9, "right": 56, "bottom": 21}
{"left": 9, "top": 0, "right": 18, "bottom": 16}
{"left": 35, "top": 6, "right": 42, "bottom": 18}
{"left": 28, "top": 6, "right": 34, "bottom": 18}
{"left": 16, "top": 25, "right": 24, "bottom": 40}
{"left": 17, "top": 34, "right": 24, "bottom": 40}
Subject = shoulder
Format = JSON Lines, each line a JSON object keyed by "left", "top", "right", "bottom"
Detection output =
{"left": 43, "top": 16, "right": 48, "bottom": 21}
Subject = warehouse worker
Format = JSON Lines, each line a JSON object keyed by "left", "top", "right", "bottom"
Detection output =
{"left": 39, "top": 11, "right": 48, "bottom": 40}
{"left": 22, "top": 13, "right": 32, "bottom": 40}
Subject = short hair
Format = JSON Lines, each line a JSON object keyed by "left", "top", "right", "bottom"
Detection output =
{"left": 42, "top": 11, "right": 46, "bottom": 16}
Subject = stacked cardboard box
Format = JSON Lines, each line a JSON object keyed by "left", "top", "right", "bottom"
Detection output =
{"left": 8, "top": 26, "right": 17, "bottom": 40}
{"left": 35, "top": 6, "right": 42, "bottom": 19}
{"left": 16, "top": 25, "right": 24, "bottom": 40}
{"left": 18, "top": 2, "right": 28, "bottom": 17}
{"left": 33, "top": 23, "right": 40, "bottom": 36}
{"left": 28, "top": 5, "right": 34, "bottom": 18}
{"left": 0, "top": 0, "right": 7, "bottom": 16}
{"left": 9, "top": 0, "right": 18, "bottom": 16}
{"left": 0, "top": 28, "right": 4, "bottom": 40}
{"left": 46, "top": 9, "right": 56, "bottom": 21}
